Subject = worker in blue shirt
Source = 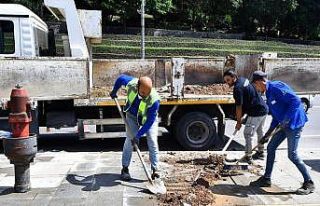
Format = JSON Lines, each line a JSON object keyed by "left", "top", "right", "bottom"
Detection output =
{"left": 110, "top": 74, "right": 161, "bottom": 181}
{"left": 250, "top": 71, "right": 314, "bottom": 195}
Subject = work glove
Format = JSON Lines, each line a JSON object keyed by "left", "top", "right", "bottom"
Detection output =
{"left": 109, "top": 90, "right": 118, "bottom": 99}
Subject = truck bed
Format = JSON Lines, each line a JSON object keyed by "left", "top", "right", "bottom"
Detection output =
{"left": 77, "top": 83, "right": 234, "bottom": 107}
{"left": 0, "top": 57, "right": 89, "bottom": 100}
{"left": 74, "top": 93, "right": 235, "bottom": 107}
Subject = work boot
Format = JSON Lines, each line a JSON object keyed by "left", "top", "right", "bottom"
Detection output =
{"left": 151, "top": 168, "right": 160, "bottom": 180}
{"left": 120, "top": 167, "right": 132, "bottom": 181}
{"left": 296, "top": 180, "right": 315, "bottom": 195}
{"left": 252, "top": 151, "right": 265, "bottom": 160}
{"left": 250, "top": 176, "right": 271, "bottom": 187}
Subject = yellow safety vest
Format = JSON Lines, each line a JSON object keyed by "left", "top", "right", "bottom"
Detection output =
{"left": 124, "top": 78, "right": 160, "bottom": 125}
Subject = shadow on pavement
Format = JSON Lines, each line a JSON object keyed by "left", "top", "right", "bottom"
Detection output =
{"left": 0, "top": 187, "right": 14, "bottom": 196}
{"left": 304, "top": 159, "right": 320, "bottom": 173}
{"left": 211, "top": 184, "right": 296, "bottom": 198}
{"left": 214, "top": 135, "right": 245, "bottom": 151}
{"left": 66, "top": 173, "right": 144, "bottom": 191}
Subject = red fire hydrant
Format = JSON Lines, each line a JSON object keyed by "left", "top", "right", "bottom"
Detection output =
{"left": 3, "top": 85, "right": 37, "bottom": 193}
{"left": 8, "top": 85, "right": 32, "bottom": 138}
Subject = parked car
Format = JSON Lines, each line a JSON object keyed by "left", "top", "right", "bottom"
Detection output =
{"left": 298, "top": 94, "right": 315, "bottom": 113}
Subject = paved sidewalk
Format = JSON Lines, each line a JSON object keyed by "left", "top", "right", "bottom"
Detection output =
{"left": 211, "top": 149, "right": 320, "bottom": 206}
{"left": 0, "top": 151, "right": 157, "bottom": 206}
{"left": 0, "top": 149, "right": 319, "bottom": 205}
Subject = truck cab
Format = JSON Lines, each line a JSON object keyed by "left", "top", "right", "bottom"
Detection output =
{"left": 0, "top": 1, "right": 101, "bottom": 134}
{"left": 0, "top": 4, "right": 49, "bottom": 57}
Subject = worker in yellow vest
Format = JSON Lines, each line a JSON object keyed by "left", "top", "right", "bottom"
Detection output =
{"left": 110, "top": 75, "right": 160, "bottom": 181}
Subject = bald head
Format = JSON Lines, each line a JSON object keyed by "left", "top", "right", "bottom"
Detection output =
{"left": 138, "top": 76, "right": 153, "bottom": 98}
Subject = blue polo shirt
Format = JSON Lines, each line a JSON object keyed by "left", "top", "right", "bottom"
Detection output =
{"left": 233, "top": 77, "right": 268, "bottom": 117}
{"left": 266, "top": 81, "right": 308, "bottom": 130}
{"left": 111, "top": 74, "right": 160, "bottom": 138}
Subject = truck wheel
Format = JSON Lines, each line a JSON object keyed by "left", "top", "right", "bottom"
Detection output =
{"left": 301, "top": 98, "right": 310, "bottom": 113}
{"left": 175, "top": 112, "right": 217, "bottom": 150}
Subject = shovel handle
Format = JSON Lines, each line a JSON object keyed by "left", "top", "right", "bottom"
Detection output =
{"left": 235, "top": 125, "right": 282, "bottom": 164}
{"left": 114, "top": 98, "right": 154, "bottom": 183}
{"left": 222, "top": 129, "right": 239, "bottom": 152}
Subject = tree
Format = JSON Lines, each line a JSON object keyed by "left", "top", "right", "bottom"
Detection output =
{"left": 235, "top": 0, "right": 298, "bottom": 37}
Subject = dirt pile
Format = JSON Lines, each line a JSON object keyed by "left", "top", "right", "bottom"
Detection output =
{"left": 158, "top": 153, "right": 225, "bottom": 206}
{"left": 184, "top": 84, "right": 232, "bottom": 95}
{"left": 90, "top": 83, "right": 232, "bottom": 98}
{"left": 91, "top": 86, "right": 127, "bottom": 98}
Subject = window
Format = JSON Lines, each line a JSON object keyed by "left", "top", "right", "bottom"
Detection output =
{"left": 0, "top": 20, "right": 15, "bottom": 54}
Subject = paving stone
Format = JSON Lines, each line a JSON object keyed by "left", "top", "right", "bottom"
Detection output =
{"left": 49, "top": 197, "right": 87, "bottom": 206}
{"left": 69, "top": 162, "right": 98, "bottom": 172}
{"left": 0, "top": 199, "right": 34, "bottom": 206}
{"left": 85, "top": 191, "right": 123, "bottom": 206}
{"left": 0, "top": 166, "right": 14, "bottom": 176}
{"left": 293, "top": 192, "right": 320, "bottom": 205}
{"left": 31, "top": 163, "right": 71, "bottom": 176}
{"left": 31, "top": 193, "right": 52, "bottom": 206}
{"left": 30, "top": 176, "right": 65, "bottom": 188}
{"left": 0, "top": 175, "right": 14, "bottom": 187}
{"left": 53, "top": 182, "right": 90, "bottom": 199}
{"left": 125, "top": 196, "right": 157, "bottom": 206}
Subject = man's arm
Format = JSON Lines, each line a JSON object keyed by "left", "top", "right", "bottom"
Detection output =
{"left": 233, "top": 87, "right": 243, "bottom": 130}
{"left": 269, "top": 117, "right": 279, "bottom": 130}
{"left": 110, "top": 74, "right": 134, "bottom": 96}
{"left": 235, "top": 106, "right": 243, "bottom": 130}
{"left": 136, "top": 100, "right": 160, "bottom": 138}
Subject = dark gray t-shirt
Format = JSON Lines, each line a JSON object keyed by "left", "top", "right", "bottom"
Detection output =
{"left": 233, "top": 77, "right": 268, "bottom": 117}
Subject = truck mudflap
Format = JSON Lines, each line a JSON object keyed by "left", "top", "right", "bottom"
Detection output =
{"left": 0, "top": 57, "right": 89, "bottom": 100}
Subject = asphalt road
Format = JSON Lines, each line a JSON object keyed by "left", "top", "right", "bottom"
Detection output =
{"left": 226, "top": 95, "right": 320, "bottom": 150}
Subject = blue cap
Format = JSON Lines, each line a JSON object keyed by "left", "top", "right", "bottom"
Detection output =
{"left": 252, "top": 71, "right": 267, "bottom": 82}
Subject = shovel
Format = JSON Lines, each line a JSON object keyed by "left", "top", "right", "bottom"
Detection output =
{"left": 114, "top": 98, "right": 167, "bottom": 195}
{"left": 221, "top": 129, "right": 240, "bottom": 162}
{"left": 223, "top": 125, "right": 282, "bottom": 171}
{"left": 222, "top": 129, "right": 239, "bottom": 152}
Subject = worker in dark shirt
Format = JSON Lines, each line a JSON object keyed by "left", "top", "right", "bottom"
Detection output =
{"left": 224, "top": 69, "right": 269, "bottom": 163}
{"left": 250, "top": 71, "right": 314, "bottom": 195}
{"left": 110, "top": 74, "right": 160, "bottom": 181}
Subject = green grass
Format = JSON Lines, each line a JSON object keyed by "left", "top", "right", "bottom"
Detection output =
{"left": 56, "top": 34, "right": 320, "bottom": 58}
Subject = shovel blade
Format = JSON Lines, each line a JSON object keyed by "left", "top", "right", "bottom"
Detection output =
{"left": 146, "top": 179, "right": 167, "bottom": 195}
{"left": 223, "top": 161, "right": 249, "bottom": 171}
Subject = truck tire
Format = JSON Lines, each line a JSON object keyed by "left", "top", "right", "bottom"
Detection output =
{"left": 174, "top": 112, "right": 217, "bottom": 150}
{"left": 301, "top": 98, "right": 310, "bottom": 113}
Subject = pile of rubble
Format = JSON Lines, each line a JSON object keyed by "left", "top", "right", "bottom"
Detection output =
{"left": 90, "top": 86, "right": 127, "bottom": 98}
{"left": 90, "top": 83, "right": 232, "bottom": 98}
{"left": 157, "top": 153, "right": 225, "bottom": 206}
{"left": 184, "top": 84, "right": 232, "bottom": 95}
